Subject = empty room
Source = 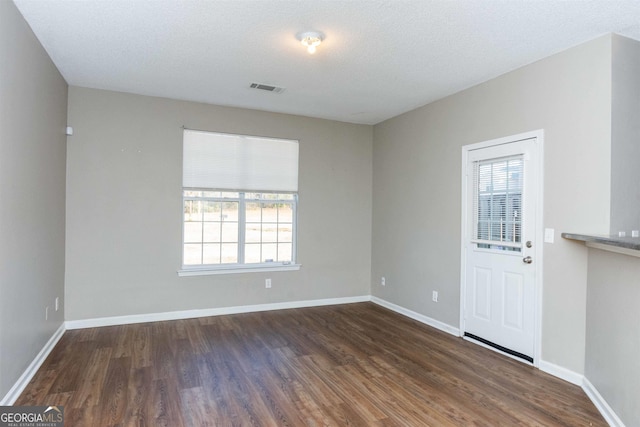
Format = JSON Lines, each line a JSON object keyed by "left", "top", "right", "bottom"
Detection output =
{"left": 1, "top": 0, "right": 639, "bottom": 425}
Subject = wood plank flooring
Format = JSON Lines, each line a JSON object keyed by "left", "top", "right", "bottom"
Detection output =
{"left": 16, "top": 303, "right": 605, "bottom": 426}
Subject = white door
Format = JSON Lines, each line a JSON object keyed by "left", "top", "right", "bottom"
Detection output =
{"left": 462, "top": 134, "right": 540, "bottom": 363}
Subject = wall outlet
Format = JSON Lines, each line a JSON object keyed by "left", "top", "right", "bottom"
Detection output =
{"left": 265, "top": 278, "right": 272, "bottom": 289}
{"left": 55, "top": 297, "right": 60, "bottom": 311}
{"left": 381, "top": 277, "right": 386, "bottom": 286}
{"left": 432, "top": 291, "right": 439, "bottom": 302}
{"left": 45, "top": 306, "right": 49, "bottom": 321}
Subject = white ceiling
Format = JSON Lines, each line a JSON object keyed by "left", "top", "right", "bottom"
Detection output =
{"left": 13, "top": 0, "right": 640, "bottom": 125}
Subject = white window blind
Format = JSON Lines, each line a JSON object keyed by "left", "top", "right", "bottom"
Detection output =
{"left": 183, "top": 129, "right": 299, "bottom": 192}
{"left": 472, "top": 155, "right": 523, "bottom": 250}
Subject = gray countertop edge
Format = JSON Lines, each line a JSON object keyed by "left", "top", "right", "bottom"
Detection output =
{"left": 561, "top": 232, "right": 640, "bottom": 251}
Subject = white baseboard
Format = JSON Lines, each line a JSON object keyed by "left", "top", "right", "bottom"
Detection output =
{"left": 65, "top": 295, "right": 371, "bottom": 330}
{"left": 538, "top": 359, "right": 583, "bottom": 386}
{"left": 1, "top": 323, "right": 66, "bottom": 405}
{"left": 370, "top": 296, "right": 460, "bottom": 336}
{"left": 538, "top": 361, "right": 626, "bottom": 426}
{"left": 583, "top": 377, "right": 626, "bottom": 427}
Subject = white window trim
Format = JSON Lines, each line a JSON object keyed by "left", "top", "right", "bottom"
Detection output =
{"left": 178, "top": 263, "right": 301, "bottom": 277}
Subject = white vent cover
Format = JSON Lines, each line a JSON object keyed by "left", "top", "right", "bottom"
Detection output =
{"left": 249, "top": 83, "right": 285, "bottom": 94}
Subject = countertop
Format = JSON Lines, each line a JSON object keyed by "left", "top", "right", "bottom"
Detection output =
{"left": 561, "top": 232, "right": 640, "bottom": 253}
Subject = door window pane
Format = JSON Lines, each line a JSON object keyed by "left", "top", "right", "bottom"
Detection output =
{"left": 473, "top": 156, "right": 523, "bottom": 252}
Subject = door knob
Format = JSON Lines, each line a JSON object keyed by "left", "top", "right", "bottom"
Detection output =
{"left": 523, "top": 256, "right": 533, "bottom": 264}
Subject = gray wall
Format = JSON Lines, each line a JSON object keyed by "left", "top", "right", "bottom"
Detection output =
{"left": 65, "top": 87, "right": 372, "bottom": 320}
{"left": 610, "top": 35, "right": 640, "bottom": 235}
{"left": 586, "top": 249, "right": 640, "bottom": 426}
{"left": 0, "top": 1, "right": 67, "bottom": 400}
{"left": 372, "top": 35, "right": 613, "bottom": 373}
{"left": 582, "top": 35, "right": 640, "bottom": 426}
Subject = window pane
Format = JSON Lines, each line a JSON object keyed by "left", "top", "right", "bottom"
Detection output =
{"left": 184, "top": 200, "right": 202, "bottom": 221}
{"left": 184, "top": 222, "right": 202, "bottom": 243}
{"left": 246, "top": 202, "right": 261, "bottom": 222}
{"left": 262, "top": 244, "right": 277, "bottom": 262}
{"left": 245, "top": 223, "right": 261, "bottom": 243}
{"left": 221, "top": 222, "right": 238, "bottom": 242}
{"left": 221, "top": 202, "right": 239, "bottom": 221}
{"left": 203, "top": 244, "right": 220, "bottom": 264}
{"left": 245, "top": 244, "right": 261, "bottom": 264}
{"left": 203, "top": 222, "right": 221, "bottom": 243}
{"left": 262, "top": 223, "right": 278, "bottom": 243}
{"left": 474, "top": 156, "right": 523, "bottom": 250}
{"left": 221, "top": 244, "right": 238, "bottom": 263}
{"left": 278, "top": 225, "right": 293, "bottom": 243}
{"left": 278, "top": 204, "right": 293, "bottom": 222}
{"left": 203, "top": 201, "right": 221, "bottom": 221}
{"left": 183, "top": 190, "right": 296, "bottom": 268}
{"left": 183, "top": 244, "right": 202, "bottom": 265}
{"left": 262, "top": 205, "right": 278, "bottom": 222}
{"left": 278, "top": 243, "right": 292, "bottom": 262}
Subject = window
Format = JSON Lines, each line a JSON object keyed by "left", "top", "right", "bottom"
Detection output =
{"left": 180, "top": 129, "right": 299, "bottom": 274}
{"left": 472, "top": 155, "right": 523, "bottom": 252}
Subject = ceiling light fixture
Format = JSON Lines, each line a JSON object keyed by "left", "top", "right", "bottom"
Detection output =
{"left": 298, "top": 31, "right": 323, "bottom": 54}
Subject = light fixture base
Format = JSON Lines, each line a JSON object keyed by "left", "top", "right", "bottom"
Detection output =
{"left": 297, "top": 31, "right": 324, "bottom": 54}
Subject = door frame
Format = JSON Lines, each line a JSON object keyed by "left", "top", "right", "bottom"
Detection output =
{"left": 459, "top": 129, "right": 544, "bottom": 366}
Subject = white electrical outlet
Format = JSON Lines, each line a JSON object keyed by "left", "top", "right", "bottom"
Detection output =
{"left": 432, "top": 291, "right": 438, "bottom": 302}
{"left": 265, "top": 278, "right": 272, "bottom": 289}
{"left": 381, "top": 277, "right": 386, "bottom": 286}
{"left": 55, "top": 297, "right": 59, "bottom": 312}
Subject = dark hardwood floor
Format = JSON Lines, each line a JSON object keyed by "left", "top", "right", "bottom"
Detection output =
{"left": 17, "top": 302, "right": 605, "bottom": 426}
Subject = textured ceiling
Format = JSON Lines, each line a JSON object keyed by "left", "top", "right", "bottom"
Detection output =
{"left": 13, "top": 0, "right": 640, "bottom": 125}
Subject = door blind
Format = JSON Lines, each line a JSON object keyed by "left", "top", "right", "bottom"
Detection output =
{"left": 472, "top": 155, "right": 523, "bottom": 250}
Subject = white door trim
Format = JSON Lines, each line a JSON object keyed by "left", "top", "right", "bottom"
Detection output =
{"left": 460, "top": 129, "right": 544, "bottom": 366}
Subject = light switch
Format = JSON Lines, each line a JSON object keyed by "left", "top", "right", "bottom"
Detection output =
{"left": 544, "top": 228, "right": 555, "bottom": 243}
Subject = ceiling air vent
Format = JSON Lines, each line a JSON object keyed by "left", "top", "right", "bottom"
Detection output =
{"left": 249, "top": 83, "right": 285, "bottom": 94}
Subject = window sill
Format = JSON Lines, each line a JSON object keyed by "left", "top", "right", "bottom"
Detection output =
{"left": 177, "top": 263, "right": 301, "bottom": 277}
